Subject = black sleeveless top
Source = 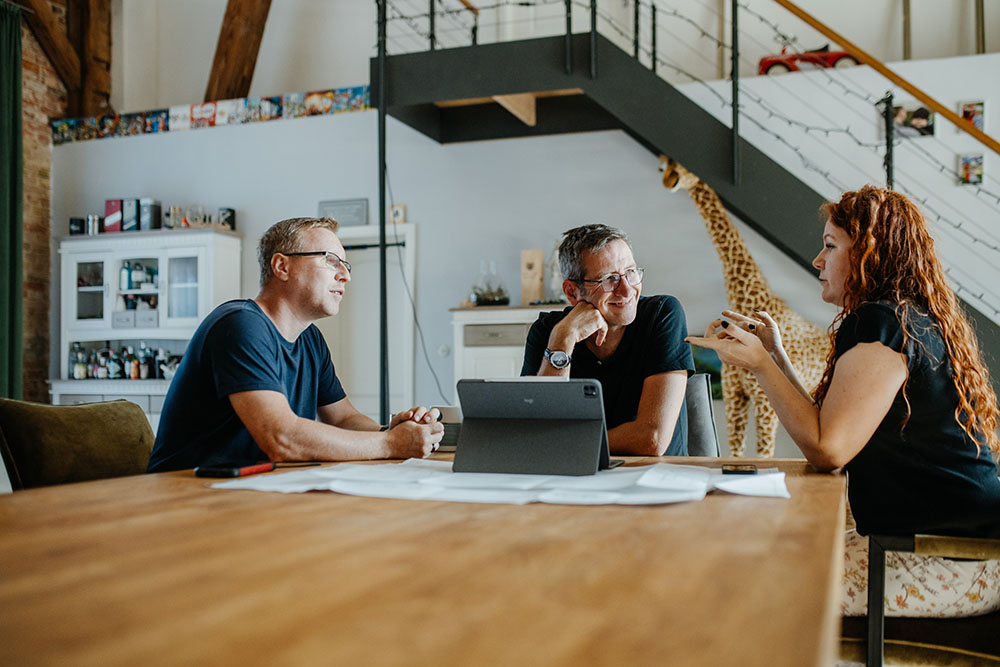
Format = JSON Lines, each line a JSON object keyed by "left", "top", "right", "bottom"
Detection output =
{"left": 839, "top": 302, "right": 1000, "bottom": 538}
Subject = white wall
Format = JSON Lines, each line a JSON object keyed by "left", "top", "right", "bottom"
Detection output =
{"left": 50, "top": 113, "right": 832, "bottom": 458}
{"left": 109, "top": 0, "right": 998, "bottom": 112}
{"left": 68, "top": 0, "right": 996, "bottom": 460}
{"left": 678, "top": 52, "right": 1000, "bottom": 324}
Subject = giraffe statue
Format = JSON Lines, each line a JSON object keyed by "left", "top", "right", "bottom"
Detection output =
{"left": 659, "top": 154, "right": 829, "bottom": 457}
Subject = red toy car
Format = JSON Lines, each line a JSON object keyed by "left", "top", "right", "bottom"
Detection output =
{"left": 758, "top": 44, "right": 858, "bottom": 75}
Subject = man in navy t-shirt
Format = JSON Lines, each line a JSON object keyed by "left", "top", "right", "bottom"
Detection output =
{"left": 148, "top": 217, "right": 443, "bottom": 472}
{"left": 521, "top": 224, "right": 694, "bottom": 456}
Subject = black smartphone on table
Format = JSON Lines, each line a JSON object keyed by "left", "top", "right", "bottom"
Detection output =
{"left": 721, "top": 464, "right": 757, "bottom": 475}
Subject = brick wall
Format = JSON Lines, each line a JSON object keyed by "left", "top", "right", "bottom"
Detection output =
{"left": 20, "top": 2, "right": 67, "bottom": 402}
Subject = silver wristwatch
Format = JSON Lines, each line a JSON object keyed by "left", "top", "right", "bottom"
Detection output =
{"left": 544, "top": 348, "right": 572, "bottom": 369}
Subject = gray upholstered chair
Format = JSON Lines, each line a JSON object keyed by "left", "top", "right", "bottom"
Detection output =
{"left": 0, "top": 398, "right": 154, "bottom": 489}
{"left": 685, "top": 373, "right": 720, "bottom": 457}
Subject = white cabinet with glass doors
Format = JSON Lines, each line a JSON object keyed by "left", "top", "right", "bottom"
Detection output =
{"left": 53, "top": 228, "right": 242, "bottom": 424}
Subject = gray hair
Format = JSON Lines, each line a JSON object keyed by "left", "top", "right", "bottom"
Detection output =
{"left": 557, "top": 224, "right": 631, "bottom": 282}
{"left": 258, "top": 217, "right": 339, "bottom": 287}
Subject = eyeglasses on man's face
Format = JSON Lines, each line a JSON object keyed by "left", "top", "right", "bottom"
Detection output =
{"left": 579, "top": 267, "right": 644, "bottom": 292}
{"left": 282, "top": 251, "right": 352, "bottom": 274}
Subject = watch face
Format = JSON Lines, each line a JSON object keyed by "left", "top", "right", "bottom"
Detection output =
{"left": 548, "top": 350, "right": 570, "bottom": 368}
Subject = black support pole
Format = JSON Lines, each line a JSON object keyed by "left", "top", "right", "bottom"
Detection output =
{"left": 472, "top": 14, "right": 478, "bottom": 45}
{"left": 564, "top": 0, "right": 572, "bottom": 74}
{"left": 730, "top": 0, "right": 740, "bottom": 186}
{"left": 589, "top": 0, "right": 597, "bottom": 78}
{"left": 429, "top": 0, "right": 436, "bottom": 50}
{"left": 633, "top": 0, "right": 640, "bottom": 59}
{"left": 377, "top": 0, "right": 390, "bottom": 425}
{"left": 880, "top": 92, "right": 895, "bottom": 190}
{"left": 650, "top": 3, "right": 657, "bottom": 73}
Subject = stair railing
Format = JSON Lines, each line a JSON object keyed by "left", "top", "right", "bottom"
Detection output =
{"left": 771, "top": 0, "right": 999, "bottom": 158}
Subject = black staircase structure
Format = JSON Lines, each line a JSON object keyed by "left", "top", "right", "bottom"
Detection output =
{"left": 371, "top": 32, "right": 1000, "bottom": 380}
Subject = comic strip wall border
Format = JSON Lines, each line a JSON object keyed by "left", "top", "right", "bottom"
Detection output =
{"left": 51, "top": 85, "right": 370, "bottom": 145}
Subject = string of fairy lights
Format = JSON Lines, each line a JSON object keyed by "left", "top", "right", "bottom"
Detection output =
{"left": 380, "top": 0, "right": 1000, "bottom": 316}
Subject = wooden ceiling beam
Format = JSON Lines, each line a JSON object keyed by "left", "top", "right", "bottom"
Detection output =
{"left": 80, "top": 0, "right": 112, "bottom": 117}
{"left": 204, "top": 0, "right": 272, "bottom": 102}
{"left": 22, "top": 0, "right": 81, "bottom": 92}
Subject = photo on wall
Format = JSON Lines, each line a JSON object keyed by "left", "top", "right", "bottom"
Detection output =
{"left": 885, "top": 102, "right": 935, "bottom": 138}
{"left": 958, "top": 154, "right": 984, "bottom": 186}
{"left": 958, "top": 100, "right": 985, "bottom": 132}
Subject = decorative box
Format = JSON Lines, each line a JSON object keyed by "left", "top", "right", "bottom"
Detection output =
{"left": 112, "top": 311, "right": 136, "bottom": 328}
{"left": 122, "top": 199, "right": 139, "bottom": 232}
{"left": 104, "top": 199, "right": 123, "bottom": 232}
{"left": 139, "top": 198, "right": 162, "bottom": 230}
{"left": 136, "top": 310, "right": 159, "bottom": 328}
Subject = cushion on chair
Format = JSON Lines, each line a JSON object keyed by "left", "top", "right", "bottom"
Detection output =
{"left": 0, "top": 398, "right": 154, "bottom": 489}
{"left": 685, "top": 373, "right": 721, "bottom": 457}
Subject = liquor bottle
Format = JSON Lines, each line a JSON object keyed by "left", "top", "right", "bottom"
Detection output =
{"left": 71, "top": 342, "right": 88, "bottom": 379}
{"left": 131, "top": 262, "right": 145, "bottom": 288}
{"left": 69, "top": 341, "right": 82, "bottom": 378}
{"left": 107, "top": 350, "right": 123, "bottom": 379}
{"left": 96, "top": 349, "right": 108, "bottom": 379}
{"left": 137, "top": 343, "right": 150, "bottom": 380}
{"left": 126, "top": 346, "right": 138, "bottom": 380}
{"left": 155, "top": 348, "right": 168, "bottom": 379}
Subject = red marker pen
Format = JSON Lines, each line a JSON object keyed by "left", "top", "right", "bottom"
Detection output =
{"left": 195, "top": 462, "right": 276, "bottom": 478}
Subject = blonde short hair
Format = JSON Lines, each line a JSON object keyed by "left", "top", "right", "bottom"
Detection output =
{"left": 257, "top": 217, "right": 339, "bottom": 287}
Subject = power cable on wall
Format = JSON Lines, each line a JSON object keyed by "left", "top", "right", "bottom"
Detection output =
{"left": 385, "top": 168, "right": 452, "bottom": 405}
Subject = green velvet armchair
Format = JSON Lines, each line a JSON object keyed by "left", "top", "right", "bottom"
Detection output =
{"left": 0, "top": 398, "right": 154, "bottom": 490}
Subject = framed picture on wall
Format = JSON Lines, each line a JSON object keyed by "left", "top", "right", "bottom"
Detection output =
{"left": 888, "top": 103, "right": 935, "bottom": 138}
{"left": 958, "top": 153, "right": 984, "bottom": 186}
{"left": 958, "top": 100, "right": 985, "bottom": 132}
{"left": 318, "top": 198, "right": 369, "bottom": 226}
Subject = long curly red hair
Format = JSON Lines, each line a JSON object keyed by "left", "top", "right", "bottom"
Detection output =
{"left": 812, "top": 186, "right": 999, "bottom": 458}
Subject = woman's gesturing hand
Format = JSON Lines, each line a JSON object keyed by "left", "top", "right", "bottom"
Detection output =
{"left": 685, "top": 314, "right": 771, "bottom": 373}
{"left": 721, "top": 309, "right": 784, "bottom": 360}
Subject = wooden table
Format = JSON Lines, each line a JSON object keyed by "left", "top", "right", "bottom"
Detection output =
{"left": 0, "top": 457, "right": 846, "bottom": 666}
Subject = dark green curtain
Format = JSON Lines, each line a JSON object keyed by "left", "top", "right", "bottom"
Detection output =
{"left": 0, "top": 2, "right": 23, "bottom": 399}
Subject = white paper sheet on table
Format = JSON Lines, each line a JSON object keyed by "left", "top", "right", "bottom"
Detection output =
{"left": 710, "top": 468, "right": 791, "bottom": 498}
{"left": 212, "top": 460, "right": 789, "bottom": 505}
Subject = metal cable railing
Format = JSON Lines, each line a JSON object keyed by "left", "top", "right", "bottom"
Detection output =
{"left": 377, "top": 0, "right": 1000, "bottom": 318}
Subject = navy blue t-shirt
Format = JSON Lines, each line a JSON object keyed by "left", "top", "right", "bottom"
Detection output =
{"left": 148, "top": 299, "right": 345, "bottom": 472}
{"left": 520, "top": 295, "right": 694, "bottom": 455}
{"left": 840, "top": 302, "right": 1000, "bottom": 538}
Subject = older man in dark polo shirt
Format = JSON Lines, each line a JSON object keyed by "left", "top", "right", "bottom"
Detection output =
{"left": 521, "top": 224, "right": 694, "bottom": 456}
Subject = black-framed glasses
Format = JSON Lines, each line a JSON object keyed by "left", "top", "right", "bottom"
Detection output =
{"left": 282, "top": 251, "right": 352, "bottom": 274}
{"left": 579, "top": 267, "right": 644, "bottom": 292}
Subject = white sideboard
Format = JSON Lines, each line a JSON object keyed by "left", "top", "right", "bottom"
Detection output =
{"left": 450, "top": 304, "right": 562, "bottom": 403}
{"left": 51, "top": 228, "right": 243, "bottom": 424}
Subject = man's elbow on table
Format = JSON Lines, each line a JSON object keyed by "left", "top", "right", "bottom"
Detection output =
{"left": 616, "top": 426, "right": 669, "bottom": 457}
{"left": 249, "top": 420, "right": 304, "bottom": 462}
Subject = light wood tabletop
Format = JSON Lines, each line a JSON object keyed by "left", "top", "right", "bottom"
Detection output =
{"left": 0, "top": 457, "right": 845, "bottom": 667}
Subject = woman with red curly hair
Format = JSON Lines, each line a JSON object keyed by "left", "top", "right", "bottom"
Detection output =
{"left": 688, "top": 185, "right": 1000, "bottom": 617}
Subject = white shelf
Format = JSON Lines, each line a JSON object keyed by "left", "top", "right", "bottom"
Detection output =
{"left": 54, "top": 228, "right": 243, "bottom": 421}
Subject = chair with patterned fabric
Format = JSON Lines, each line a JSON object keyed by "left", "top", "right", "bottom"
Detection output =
{"left": 840, "top": 533, "right": 1000, "bottom": 665}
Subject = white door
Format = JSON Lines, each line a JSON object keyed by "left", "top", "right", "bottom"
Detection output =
{"left": 314, "top": 232, "right": 415, "bottom": 422}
